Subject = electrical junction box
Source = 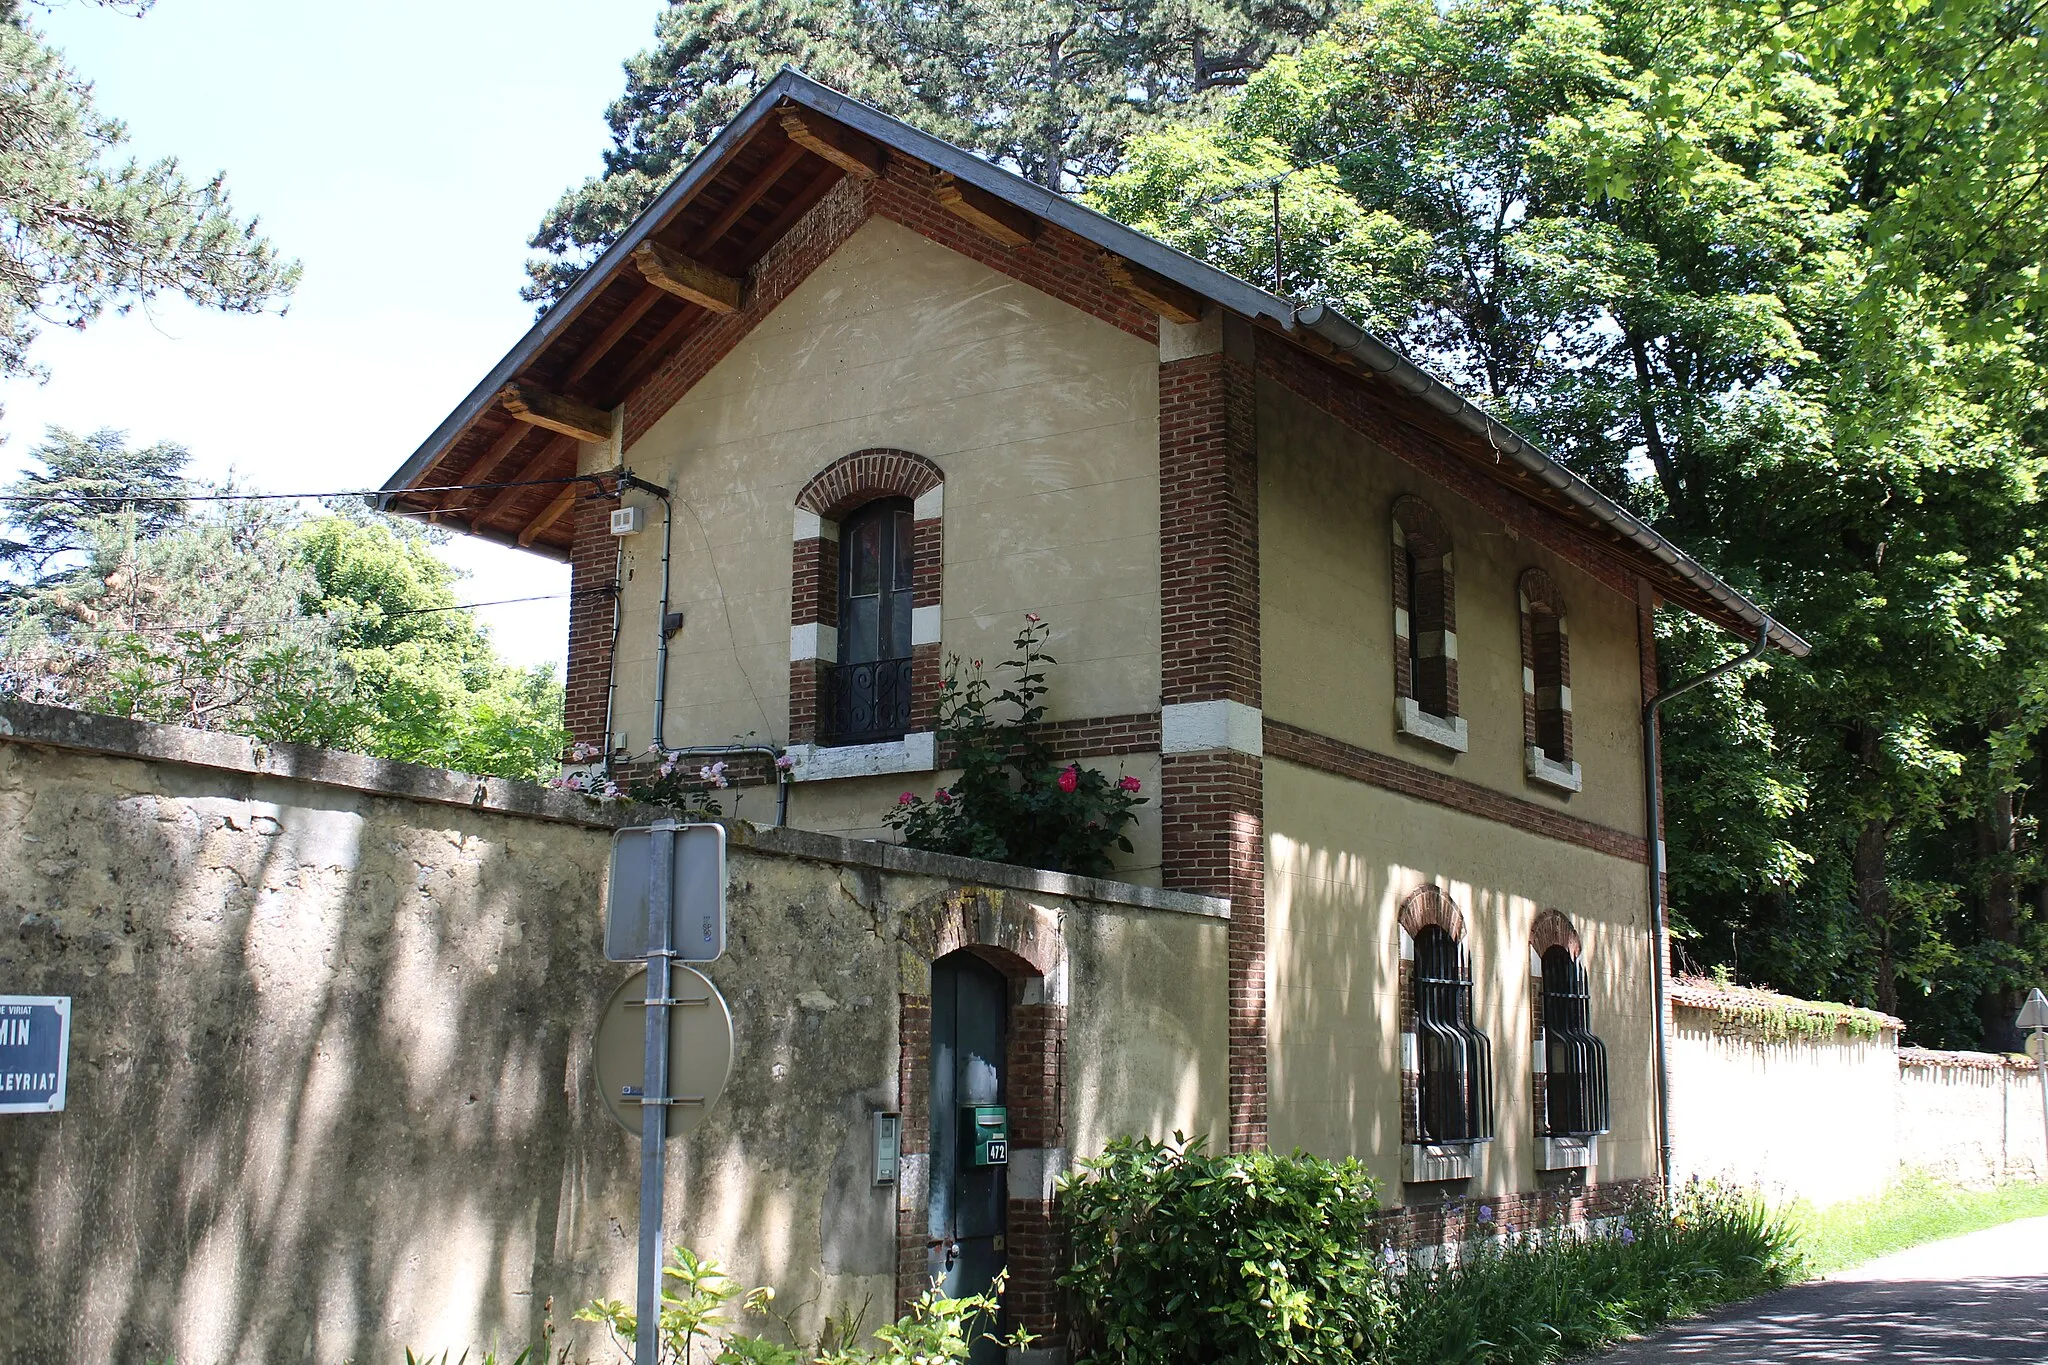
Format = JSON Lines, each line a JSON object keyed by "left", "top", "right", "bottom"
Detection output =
{"left": 964, "top": 1105, "right": 1008, "bottom": 1167}
{"left": 609, "top": 505, "right": 642, "bottom": 537}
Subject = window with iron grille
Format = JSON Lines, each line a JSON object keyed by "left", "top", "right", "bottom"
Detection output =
{"left": 1414, "top": 926, "right": 1495, "bottom": 1143}
{"left": 824, "top": 497, "right": 915, "bottom": 746}
{"left": 1540, "top": 946, "right": 1610, "bottom": 1137}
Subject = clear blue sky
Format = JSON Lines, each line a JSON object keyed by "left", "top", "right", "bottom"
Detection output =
{"left": 1, "top": 0, "right": 667, "bottom": 669}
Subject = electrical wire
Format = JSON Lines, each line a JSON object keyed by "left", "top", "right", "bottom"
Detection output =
{"left": 0, "top": 474, "right": 607, "bottom": 507}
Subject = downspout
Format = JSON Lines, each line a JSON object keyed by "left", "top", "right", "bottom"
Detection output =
{"left": 1644, "top": 615, "right": 1773, "bottom": 1201}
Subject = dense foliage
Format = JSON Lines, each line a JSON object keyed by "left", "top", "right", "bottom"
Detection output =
{"left": 1055, "top": 1138, "right": 1797, "bottom": 1365}
{"left": 1375, "top": 1183, "right": 1800, "bottom": 1365}
{"left": 886, "top": 617, "right": 1146, "bottom": 876}
{"left": 0, "top": 1, "right": 296, "bottom": 388}
{"left": 525, "top": 0, "right": 1340, "bottom": 299}
{"left": 1084, "top": 0, "right": 2048, "bottom": 1047}
{"left": 0, "top": 429, "right": 567, "bottom": 782}
{"left": 1057, "top": 1135, "right": 1384, "bottom": 1363}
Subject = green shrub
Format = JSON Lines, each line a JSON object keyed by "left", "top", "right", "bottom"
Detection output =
{"left": 1377, "top": 1181, "right": 1802, "bottom": 1365}
{"left": 1057, "top": 1134, "right": 1386, "bottom": 1364}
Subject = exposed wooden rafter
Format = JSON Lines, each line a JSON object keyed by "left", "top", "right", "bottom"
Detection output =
{"left": 475, "top": 435, "right": 579, "bottom": 529}
{"left": 692, "top": 141, "right": 808, "bottom": 252}
{"left": 565, "top": 284, "right": 664, "bottom": 385}
{"left": 610, "top": 302, "right": 701, "bottom": 397}
{"left": 747, "top": 162, "right": 844, "bottom": 260}
{"left": 932, "top": 172, "right": 1038, "bottom": 248}
{"left": 499, "top": 381, "right": 611, "bottom": 443}
{"left": 432, "top": 422, "right": 531, "bottom": 510}
{"left": 778, "top": 108, "right": 882, "bottom": 179}
{"left": 1098, "top": 252, "right": 1204, "bottom": 325}
{"left": 518, "top": 481, "right": 583, "bottom": 547}
{"left": 632, "top": 241, "right": 743, "bottom": 313}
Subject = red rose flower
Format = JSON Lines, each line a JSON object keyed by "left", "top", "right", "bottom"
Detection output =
{"left": 898, "top": 791, "right": 916, "bottom": 806}
{"left": 1119, "top": 775, "right": 1142, "bottom": 793}
{"left": 1057, "top": 765, "right": 1080, "bottom": 793}
{"left": 935, "top": 788, "right": 953, "bottom": 805}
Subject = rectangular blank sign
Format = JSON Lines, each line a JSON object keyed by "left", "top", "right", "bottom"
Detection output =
{"left": 606, "top": 823, "right": 727, "bottom": 962}
{"left": 0, "top": 996, "right": 70, "bottom": 1114}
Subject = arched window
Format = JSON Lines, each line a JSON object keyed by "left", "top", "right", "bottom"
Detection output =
{"left": 1519, "top": 569, "right": 1579, "bottom": 790}
{"left": 1539, "top": 945, "right": 1609, "bottom": 1138}
{"left": 829, "top": 497, "right": 916, "bottom": 744}
{"left": 1413, "top": 925, "right": 1495, "bottom": 1143}
{"left": 1392, "top": 497, "right": 1465, "bottom": 753}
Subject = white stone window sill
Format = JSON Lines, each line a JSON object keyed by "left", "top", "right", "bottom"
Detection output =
{"left": 1396, "top": 699, "right": 1468, "bottom": 755}
{"left": 1537, "top": 1135, "right": 1598, "bottom": 1172}
{"left": 1403, "top": 1141, "right": 1480, "bottom": 1183}
{"left": 785, "top": 732, "right": 936, "bottom": 782}
{"left": 1525, "top": 747, "right": 1583, "bottom": 794}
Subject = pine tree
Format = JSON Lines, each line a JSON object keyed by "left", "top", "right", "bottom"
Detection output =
{"left": 525, "top": 0, "right": 1338, "bottom": 301}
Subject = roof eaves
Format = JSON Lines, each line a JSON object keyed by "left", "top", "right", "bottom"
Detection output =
{"left": 377, "top": 70, "right": 814, "bottom": 502}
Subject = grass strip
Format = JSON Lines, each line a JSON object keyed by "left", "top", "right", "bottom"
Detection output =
{"left": 1791, "top": 1171, "right": 2048, "bottom": 1275}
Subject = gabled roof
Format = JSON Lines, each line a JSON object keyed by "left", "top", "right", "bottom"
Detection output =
{"left": 380, "top": 69, "right": 1807, "bottom": 657}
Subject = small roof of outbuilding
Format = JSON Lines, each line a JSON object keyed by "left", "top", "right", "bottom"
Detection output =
{"left": 379, "top": 69, "right": 1807, "bottom": 657}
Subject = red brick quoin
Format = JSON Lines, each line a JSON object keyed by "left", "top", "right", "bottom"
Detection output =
{"left": 789, "top": 448, "right": 945, "bottom": 745}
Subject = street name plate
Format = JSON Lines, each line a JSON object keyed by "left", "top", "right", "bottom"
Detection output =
{"left": 0, "top": 996, "right": 70, "bottom": 1113}
{"left": 594, "top": 965, "right": 734, "bottom": 1138}
{"left": 605, "top": 823, "right": 726, "bottom": 962}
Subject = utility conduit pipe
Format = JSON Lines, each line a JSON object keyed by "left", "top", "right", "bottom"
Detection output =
{"left": 1643, "top": 616, "right": 1774, "bottom": 1201}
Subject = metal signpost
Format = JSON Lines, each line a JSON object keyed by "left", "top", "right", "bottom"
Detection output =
{"left": 0, "top": 996, "right": 69, "bottom": 1114}
{"left": 2018, "top": 988, "right": 2048, "bottom": 1171}
{"left": 604, "top": 821, "right": 730, "bottom": 1365}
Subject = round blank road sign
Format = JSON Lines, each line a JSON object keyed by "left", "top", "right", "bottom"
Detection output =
{"left": 594, "top": 965, "right": 735, "bottom": 1138}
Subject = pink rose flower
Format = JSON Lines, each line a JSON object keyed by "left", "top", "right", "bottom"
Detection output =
{"left": 1026, "top": 613, "right": 1041, "bottom": 623}
{"left": 1119, "top": 775, "right": 1142, "bottom": 793}
{"left": 935, "top": 788, "right": 953, "bottom": 805}
{"left": 898, "top": 791, "right": 917, "bottom": 806}
{"left": 1057, "top": 765, "right": 1079, "bottom": 793}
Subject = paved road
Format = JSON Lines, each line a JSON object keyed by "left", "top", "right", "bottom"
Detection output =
{"left": 1594, "top": 1216, "right": 2048, "bottom": 1362}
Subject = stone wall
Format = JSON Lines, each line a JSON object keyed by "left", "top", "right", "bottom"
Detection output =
{"left": 0, "top": 701, "right": 1227, "bottom": 1364}
{"left": 1669, "top": 980, "right": 2048, "bottom": 1207}
{"left": 1898, "top": 1048, "right": 2048, "bottom": 1186}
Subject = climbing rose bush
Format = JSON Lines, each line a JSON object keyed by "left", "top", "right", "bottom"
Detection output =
{"left": 886, "top": 616, "right": 1145, "bottom": 877}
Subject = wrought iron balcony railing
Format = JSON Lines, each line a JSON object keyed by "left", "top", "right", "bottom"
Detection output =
{"left": 823, "top": 656, "right": 913, "bottom": 747}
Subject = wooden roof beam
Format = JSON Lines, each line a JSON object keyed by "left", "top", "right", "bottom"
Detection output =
{"left": 499, "top": 381, "right": 611, "bottom": 443}
{"left": 1098, "top": 252, "right": 1204, "bottom": 325}
{"left": 691, "top": 140, "right": 808, "bottom": 252}
{"left": 426, "top": 422, "right": 530, "bottom": 510}
{"left": 933, "top": 172, "right": 1038, "bottom": 248}
{"left": 633, "top": 241, "right": 743, "bottom": 314}
{"left": 778, "top": 108, "right": 882, "bottom": 180}
{"left": 609, "top": 301, "right": 702, "bottom": 398}
{"left": 518, "top": 481, "right": 584, "bottom": 547}
{"left": 475, "top": 435, "right": 580, "bottom": 529}
{"left": 564, "top": 284, "right": 665, "bottom": 385}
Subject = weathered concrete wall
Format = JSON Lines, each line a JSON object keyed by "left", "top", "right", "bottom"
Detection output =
{"left": 1262, "top": 762, "right": 1658, "bottom": 1201}
{"left": 1897, "top": 1049, "right": 2048, "bottom": 1186}
{"left": 0, "top": 702, "right": 1226, "bottom": 1364}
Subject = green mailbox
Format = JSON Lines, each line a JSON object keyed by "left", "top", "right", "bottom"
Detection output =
{"left": 964, "top": 1105, "right": 1008, "bottom": 1167}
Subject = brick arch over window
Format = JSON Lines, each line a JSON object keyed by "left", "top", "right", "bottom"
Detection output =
{"left": 1529, "top": 906, "right": 1582, "bottom": 958}
{"left": 795, "top": 447, "right": 945, "bottom": 519}
{"left": 1398, "top": 883, "right": 1466, "bottom": 942}
{"left": 1518, "top": 567, "right": 1580, "bottom": 791}
{"left": 1392, "top": 495, "right": 1458, "bottom": 721}
{"left": 893, "top": 887, "right": 1065, "bottom": 1334}
{"left": 789, "top": 450, "right": 945, "bottom": 745}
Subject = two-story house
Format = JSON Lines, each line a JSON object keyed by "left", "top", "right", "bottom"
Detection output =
{"left": 381, "top": 70, "right": 1806, "bottom": 1345}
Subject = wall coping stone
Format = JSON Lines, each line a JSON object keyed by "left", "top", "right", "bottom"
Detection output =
{"left": 1899, "top": 1045, "right": 2038, "bottom": 1072}
{"left": 0, "top": 699, "right": 1228, "bottom": 922}
{"left": 1669, "top": 976, "right": 1904, "bottom": 1033}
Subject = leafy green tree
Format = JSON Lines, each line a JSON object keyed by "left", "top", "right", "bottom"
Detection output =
{"left": 0, "top": 2, "right": 296, "bottom": 386}
{"left": 526, "top": 0, "right": 1338, "bottom": 299}
{"left": 1087, "top": 0, "right": 2048, "bottom": 1040}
